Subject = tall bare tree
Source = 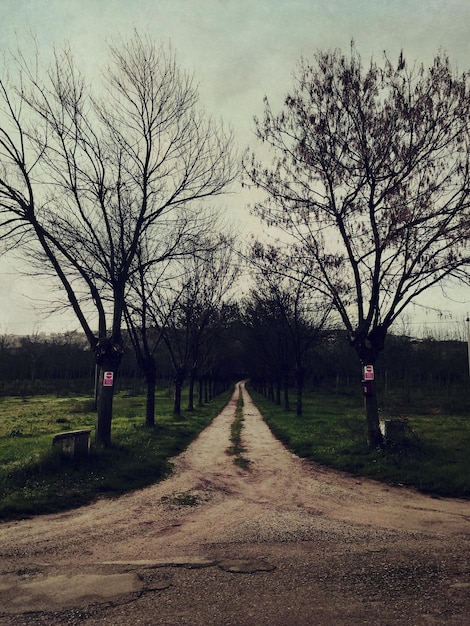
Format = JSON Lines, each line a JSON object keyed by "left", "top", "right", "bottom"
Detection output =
{"left": 246, "top": 45, "right": 470, "bottom": 446}
{"left": 0, "top": 33, "right": 236, "bottom": 445}
{"left": 248, "top": 242, "right": 331, "bottom": 415}
{"left": 123, "top": 209, "right": 213, "bottom": 427}
{"left": 128, "top": 235, "right": 238, "bottom": 417}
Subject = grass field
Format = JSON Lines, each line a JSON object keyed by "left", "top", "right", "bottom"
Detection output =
{"left": 0, "top": 387, "right": 232, "bottom": 520}
{"left": 1, "top": 383, "right": 469, "bottom": 521}
{"left": 249, "top": 386, "right": 470, "bottom": 499}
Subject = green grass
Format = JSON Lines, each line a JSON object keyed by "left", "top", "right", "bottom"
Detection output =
{"left": 226, "top": 387, "right": 250, "bottom": 469}
{"left": 0, "top": 388, "right": 232, "bottom": 520}
{"left": 249, "top": 387, "right": 470, "bottom": 499}
{"left": 2, "top": 383, "right": 468, "bottom": 520}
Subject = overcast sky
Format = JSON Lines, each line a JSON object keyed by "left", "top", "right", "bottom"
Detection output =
{"left": 1, "top": 0, "right": 470, "bottom": 336}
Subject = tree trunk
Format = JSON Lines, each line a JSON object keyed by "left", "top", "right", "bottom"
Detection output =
{"left": 268, "top": 380, "right": 274, "bottom": 401}
{"left": 364, "top": 379, "right": 383, "bottom": 448}
{"left": 173, "top": 368, "right": 185, "bottom": 416}
{"left": 283, "top": 378, "right": 290, "bottom": 411}
{"left": 187, "top": 371, "right": 195, "bottom": 411}
{"left": 275, "top": 378, "right": 281, "bottom": 405}
{"left": 295, "top": 365, "right": 304, "bottom": 417}
{"left": 93, "top": 365, "right": 99, "bottom": 410}
{"left": 94, "top": 339, "right": 123, "bottom": 447}
{"left": 174, "top": 381, "right": 182, "bottom": 415}
{"left": 140, "top": 356, "right": 157, "bottom": 428}
{"left": 198, "top": 377, "right": 204, "bottom": 406}
{"left": 145, "top": 375, "right": 156, "bottom": 428}
{"left": 296, "top": 379, "right": 303, "bottom": 417}
{"left": 349, "top": 326, "right": 386, "bottom": 449}
{"left": 95, "top": 365, "right": 115, "bottom": 446}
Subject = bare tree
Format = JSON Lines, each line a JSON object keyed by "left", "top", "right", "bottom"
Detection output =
{"left": 136, "top": 235, "right": 239, "bottom": 417}
{"left": 123, "top": 210, "right": 213, "bottom": 427}
{"left": 248, "top": 242, "right": 331, "bottom": 415}
{"left": 246, "top": 45, "right": 470, "bottom": 446}
{"left": 183, "top": 238, "right": 239, "bottom": 411}
{"left": 193, "top": 302, "right": 239, "bottom": 405}
{"left": 0, "top": 33, "right": 236, "bottom": 445}
{"left": 243, "top": 287, "right": 293, "bottom": 409}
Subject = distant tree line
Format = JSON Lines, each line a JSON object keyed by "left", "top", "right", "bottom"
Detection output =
{"left": 0, "top": 322, "right": 467, "bottom": 406}
{"left": 0, "top": 322, "right": 239, "bottom": 404}
{"left": 244, "top": 327, "right": 469, "bottom": 405}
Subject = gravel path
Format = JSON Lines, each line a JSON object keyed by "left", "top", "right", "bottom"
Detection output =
{"left": 0, "top": 382, "right": 469, "bottom": 625}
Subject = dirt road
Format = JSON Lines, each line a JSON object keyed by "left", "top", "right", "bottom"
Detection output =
{"left": 0, "top": 382, "right": 469, "bottom": 625}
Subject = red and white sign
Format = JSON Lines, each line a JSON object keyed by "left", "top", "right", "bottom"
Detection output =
{"left": 363, "top": 365, "right": 374, "bottom": 381}
{"left": 103, "top": 371, "right": 114, "bottom": 387}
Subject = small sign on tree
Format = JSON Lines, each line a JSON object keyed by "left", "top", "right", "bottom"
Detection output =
{"left": 103, "top": 371, "right": 114, "bottom": 387}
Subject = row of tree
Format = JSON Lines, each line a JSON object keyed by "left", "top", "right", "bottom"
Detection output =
{"left": 1, "top": 36, "right": 470, "bottom": 447}
{"left": 1, "top": 240, "right": 241, "bottom": 415}
{"left": 1, "top": 318, "right": 467, "bottom": 407}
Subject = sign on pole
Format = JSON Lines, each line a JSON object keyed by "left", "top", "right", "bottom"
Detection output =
{"left": 363, "top": 365, "right": 374, "bottom": 381}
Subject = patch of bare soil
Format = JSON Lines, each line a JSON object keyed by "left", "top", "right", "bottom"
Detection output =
{"left": 0, "top": 382, "right": 469, "bottom": 625}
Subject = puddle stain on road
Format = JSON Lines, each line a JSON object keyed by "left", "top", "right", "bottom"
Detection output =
{"left": 0, "top": 571, "right": 143, "bottom": 613}
{"left": 0, "top": 556, "right": 277, "bottom": 614}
